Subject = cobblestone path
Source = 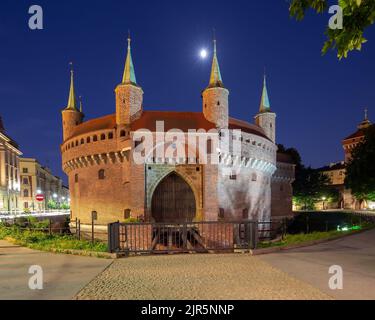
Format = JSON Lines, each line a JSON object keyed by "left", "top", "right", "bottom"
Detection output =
{"left": 75, "top": 254, "right": 331, "bottom": 300}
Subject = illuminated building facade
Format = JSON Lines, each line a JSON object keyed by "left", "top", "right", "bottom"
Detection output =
{"left": 0, "top": 116, "right": 22, "bottom": 212}
{"left": 60, "top": 38, "right": 295, "bottom": 229}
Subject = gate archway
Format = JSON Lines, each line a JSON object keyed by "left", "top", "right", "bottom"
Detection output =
{"left": 151, "top": 172, "right": 196, "bottom": 223}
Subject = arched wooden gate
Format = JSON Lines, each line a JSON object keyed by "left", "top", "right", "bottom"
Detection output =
{"left": 151, "top": 173, "right": 196, "bottom": 223}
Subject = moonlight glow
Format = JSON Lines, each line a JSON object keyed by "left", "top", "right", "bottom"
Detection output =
{"left": 200, "top": 49, "right": 208, "bottom": 59}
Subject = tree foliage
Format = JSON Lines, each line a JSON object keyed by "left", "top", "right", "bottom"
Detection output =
{"left": 278, "top": 144, "right": 335, "bottom": 209}
{"left": 289, "top": 0, "right": 375, "bottom": 59}
{"left": 345, "top": 125, "right": 375, "bottom": 200}
{"left": 293, "top": 166, "right": 336, "bottom": 210}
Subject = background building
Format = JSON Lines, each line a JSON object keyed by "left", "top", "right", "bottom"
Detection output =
{"left": 0, "top": 116, "right": 22, "bottom": 213}
{"left": 318, "top": 110, "right": 373, "bottom": 210}
{"left": 19, "top": 158, "right": 69, "bottom": 212}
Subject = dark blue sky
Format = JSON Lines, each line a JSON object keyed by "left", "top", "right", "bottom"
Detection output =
{"left": 1, "top": 0, "right": 374, "bottom": 183}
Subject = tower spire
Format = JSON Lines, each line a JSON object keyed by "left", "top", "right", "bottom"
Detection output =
{"left": 259, "top": 72, "right": 271, "bottom": 113}
{"left": 65, "top": 63, "right": 79, "bottom": 111}
{"left": 122, "top": 33, "right": 137, "bottom": 85}
{"left": 208, "top": 32, "right": 224, "bottom": 88}
{"left": 358, "top": 107, "right": 371, "bottom": 129}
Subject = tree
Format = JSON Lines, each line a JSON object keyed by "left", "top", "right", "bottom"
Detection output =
{"left": 279, "top": 144, "right": 336, "bottom": 209}
{"left": 345, "top": 125, "right": 375, "bottom": 201}
{"left": 289, "top": 0, "right": 375, "bottom": 59}
{"left": 278, "top": 144, "right": 303, "bottom": 171}
{"left": 293, "top": 166, "right": 335, "bottom": 210}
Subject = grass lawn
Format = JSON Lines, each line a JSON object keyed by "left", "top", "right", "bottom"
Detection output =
{"left": 258, "top": 226, "right": 373, "bottom": 249}
{"left": 0, "top": 225, "right": 108, "bottom": 253}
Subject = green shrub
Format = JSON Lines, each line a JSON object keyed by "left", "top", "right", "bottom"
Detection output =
{"left": 122, "top": 217, "right": 140, "bottom": 223}
{"left": 0, "top": 225, "right": 107, "bottom": 253}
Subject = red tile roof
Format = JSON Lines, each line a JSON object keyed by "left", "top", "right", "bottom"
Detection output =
{"left": 71, "top": 114, "right": 117, "bottom": 138}
{"left": 69, "top": 111, "right": 269, "bottom": 140}
{"left": 343, "top": 129, "right": 366, "bottom": 141}
{"left": 131, "top": 111, "right": 215, "bottom": 132}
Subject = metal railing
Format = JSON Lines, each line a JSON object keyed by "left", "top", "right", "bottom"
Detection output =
{"left": 108, "top": 220, "right": 282, "bottom": 254}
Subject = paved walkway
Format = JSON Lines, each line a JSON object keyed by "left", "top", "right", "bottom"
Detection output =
{"left": 74, "top": 254, "right": 330, "bottom": 300}
{"left": 0, "top": 240, "right": 112, "bottom": 300}
{"left": 259, "top": 229, "right": 375, "bottom": 300}
{"left": 3, "top": 230, "right": 374, "bottom": 300}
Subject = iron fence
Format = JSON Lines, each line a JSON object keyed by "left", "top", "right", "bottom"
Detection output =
{"left": 108, "top": 220, "right": 283, "bottom": 254}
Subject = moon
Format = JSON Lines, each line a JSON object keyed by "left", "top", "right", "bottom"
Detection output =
{"left": 200, "top": 49, "right": 208, "bottom": 59}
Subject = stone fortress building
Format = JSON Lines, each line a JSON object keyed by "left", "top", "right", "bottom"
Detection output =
{"left": 61, "top": 37, "right": 295, "bottom": 228}
{"left": 318, "top": 109, "right": 374, "bottom": 210}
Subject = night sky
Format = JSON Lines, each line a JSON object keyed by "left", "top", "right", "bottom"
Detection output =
{"left": 1, "top": 0, "right": 374, "bottom": 184}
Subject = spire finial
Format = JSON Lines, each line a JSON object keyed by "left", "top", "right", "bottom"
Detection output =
{"left": 65, "top": 62, "right": 78, "bottom": 111}
{"left": 122, "top": 32, "right": 137, "bottom": 85}
{"left": 263, "top": 67, "right": 267, "bottom": 85}
{"left": 79, "top": 96, "right": 83, "bottom": 113}
{"left": 213, "top": 28, "right": 217, "bottom": 53}
{"left": 365, "top": 107, "right": 368, "bottom": 120}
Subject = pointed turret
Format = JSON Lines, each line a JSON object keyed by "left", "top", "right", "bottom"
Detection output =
{"left": 259, "top": 74, "right": 271, "bottom": 113}
{"left": 115, "top": 34, "right": 143, "bottom": 126}
{"left": 64, "top": 69, "right": 79, "bottom": 111}
{"left": 122, "top": 37, "right": 137, "bottom": 85}
{"left": 61, "top": 65, "right": 83, "bottom": 141}
{"left": 208, "top": 40, "right": 224, "bottom": 88}
{"left": 255, "top": 72, "right": 276, "bottom": 143}
{"left": 202, "top": 36, "right": 229, "bottom": 129}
